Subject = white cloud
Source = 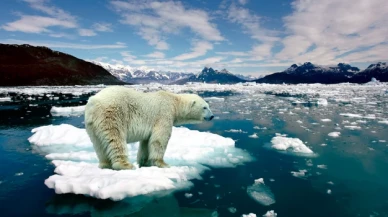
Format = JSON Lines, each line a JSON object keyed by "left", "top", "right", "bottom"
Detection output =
{"left": 215, "top": 51, "right": 250, "bottom": 56}
{"left": 226, "top": 3, "right": 280, "bottom": 62}
{"left": 2, "top": 15, "right": 76, "bottom": 33}
{"left": 78, "top": 29, "right": 96, "bottom": 36}
{"left": 238, "top": 0, "right": 249, "bottom": 5}
{"left": 2, "top": 0, "right": 78, "bottom": 34}
{"left": 173, "top": 41, "right": 213, "bottom": 60}
{"left": 145, "top": 51, "right": 165, "bottom": 59}
{"left": 92, "top": 22, "right": 113, "bottom": 32}
{"left": 23, "top": 0, "right": 76, "bottom": 23}
{"left": 278, "top": 0, "right": 388, "bottom": 64}
{"left": 1, "top": 39, "right": 127, "bottom": 49}
{"left": 111, "top": 0, "right": 224, "bottom": 50}
{"left": 227, "top": 4, "right": 279, "bottom": 43}
{"left": 251, "top": 43, "right": 273, "bottom": 59}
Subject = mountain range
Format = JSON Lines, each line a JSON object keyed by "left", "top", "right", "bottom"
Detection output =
{"left": 255, "top": 62, "right": 388, "bottom": 84}
{"left": 92, "top": 61, "right": 259, "bottom": 84}
{"left": 91, "top": 61, "right": 195, "bottom": 84}
{"left": 0, "top": 44, "right": 124, "bottom": 86}
{"left": 0, "top": 44, "right": 386, "bottom": 86}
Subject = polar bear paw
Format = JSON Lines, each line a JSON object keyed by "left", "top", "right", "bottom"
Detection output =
{"left": 111, "top": 161, "right": 134, "bottom": 170}
{"left": 142, "top": 159, "right": 170, "bottom": 168}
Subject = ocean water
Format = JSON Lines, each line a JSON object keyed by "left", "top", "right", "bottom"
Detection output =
{"left": 0, "top": 83, "right": 388, "bottom": 217}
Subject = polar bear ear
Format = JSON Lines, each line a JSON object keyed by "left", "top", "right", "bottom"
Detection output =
{"left": 191, "top": 100, "right": 196, "bottom": 107}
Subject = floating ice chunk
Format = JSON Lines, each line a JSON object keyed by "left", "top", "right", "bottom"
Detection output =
{"left": 344, "top": 126, "right": 361, "bottom": 130}
{"left": 0, "top": 97, "right": 11, "bottom": 102}
{"left": 204, "top": 97, "right": 225, "bottom": 101}
{"left": 50, "top": 105, "right": 85, "bottom": 117}
{"left": 340, "top": 113, "right": 363, "bottom": 118}
{"left": 29, "top": 124, "right": 253, "bottom": 201}
{"left": 184, "top": 193, "right": 193, "bottom": 198}
{"left": 15, "top": 172, "right": 24, "bottom": 176}
{"left": 263, "top": 210, "right": 277, "bottom": 217}
{"left": 317, "top": 164, "right": 327, "bottom": 169}
{"left": 270, "top": 135, "right": 314, "bottom": 155}
{"left": 311, "top": 98, "right": 328, "bottom": 106}
{"left": 242, "top": 213, "right": 257, "bottom": 217}
{"left": 378, "top": 120, "right": 388, "bottom": 125}
{"left": 328, "top": 132, "right": 341, "bottom": 137}
{"left": 253, "top": 126, "right": 267, "bottom": 130}
{"left": 327, "top": 189, "right": 332, "bottom": 194}
{"left": 228, "top": 207, "right": 237, "bottom": 213}
{"left": 246, "top": 179, "right": 275, "bottom": 206}
{"left": 249, "top": 133, "right": 258, "bottom": 138}
{"left": 321, "top": 119, "right": 331, "bottom": 122}
{"left": 225, "top": 129, "right": 247, "bottom": 133}
{"left": 291, "top": 169, "right": 307, "bottom": 178}
{"left": 254, "top": 178, "right": 265, "bottom": 184}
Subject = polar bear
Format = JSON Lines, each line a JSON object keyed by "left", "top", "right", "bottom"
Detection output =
{"left": 84, "top": 86, "right": 214, "bottom": 170}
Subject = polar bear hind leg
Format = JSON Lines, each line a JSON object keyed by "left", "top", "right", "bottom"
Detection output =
{"left": 144, "top": 125, "right": 171, "bottom": 168}
{"left": 137, "top": 139, "right": 149, "bottom": 167}
{"left": 86, "top": 110, "right": 134, "bottom": 170}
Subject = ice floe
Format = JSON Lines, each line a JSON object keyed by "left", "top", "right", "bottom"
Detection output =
{"left": 28, "top": 124, "right": 253, "bottom": 201}
{"left": 246, "top": 178, "right": 276, "bottom": 206}
{"left": 269, "top": 135, "right": 314, "bottom": 156}
{"left": 50, "top": 105, "right": 85, "bottom": 117}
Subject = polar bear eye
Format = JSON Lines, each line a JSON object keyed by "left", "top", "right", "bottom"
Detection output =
{"left": 203, "top": 107, "right": 207, "bottom": 109}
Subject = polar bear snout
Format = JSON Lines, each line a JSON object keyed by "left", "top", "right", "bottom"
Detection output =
{"left": 204, "top": 109, "right": 214, "bottom": 121}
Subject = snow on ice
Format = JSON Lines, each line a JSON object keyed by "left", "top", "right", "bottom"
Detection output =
{"left": 270, "top": 135, "right": 315, "bottom": 156}
{"left": 28, "top": 124, "right": 253, "bottom": 201}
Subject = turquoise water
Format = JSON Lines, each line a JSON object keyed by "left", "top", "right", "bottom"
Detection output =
{"left": 0, "top": 88, "right": 388, "bottom": 217}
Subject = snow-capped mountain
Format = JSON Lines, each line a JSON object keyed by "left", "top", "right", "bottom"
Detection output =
{"left": 256, "top": 62, "right": 360, "bottom": 84}
{"left": 172, "top": 67, "right": 245, "bottom": 84}
{"left": 235, "top": 74, "right": 260, "bottom": 81}
{"left": 91, "top": 61, "right": 194, "bottom": 84}
{"left": 351, "top": 62, "right": 388, "bottom": 83}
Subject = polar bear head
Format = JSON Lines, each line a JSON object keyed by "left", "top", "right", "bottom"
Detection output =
{"left": 178, "top": 94, "right": 214, "bottom": 124}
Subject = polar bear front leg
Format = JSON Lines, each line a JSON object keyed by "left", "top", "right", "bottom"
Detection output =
{"left": 146, "top": 125, "right": 172, "bottom": 168}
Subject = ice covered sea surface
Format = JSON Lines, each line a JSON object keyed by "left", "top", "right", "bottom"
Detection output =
{"left": 0, "top": 82, "right": 388, "bottom": 217}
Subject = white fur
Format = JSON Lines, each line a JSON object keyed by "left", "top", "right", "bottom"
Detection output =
{"left": 84, "top": 86, "right": 213, "bottom": 170}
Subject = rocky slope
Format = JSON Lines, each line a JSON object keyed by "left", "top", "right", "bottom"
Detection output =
{"left": 0, "top": 44, "right": 126, "bottom": 86}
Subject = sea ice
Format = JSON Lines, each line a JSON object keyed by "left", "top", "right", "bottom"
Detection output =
{"left": 0, "top": 97, "right": 11, "bottom": 102}
{"left": 242, "top": 213, "right": 257, "bottom": 217}
{"left": 249, "top": 133, "right": 258, "bottom": 138}
{"left": 263, "top": 210, "right": 277, "bottom": 217}
{"left": 291, "top": 170, "right": 308, "bottom": 178}
{"left": 28, "top": 124, "right": 253, "bottom": 201}
{"left": 50, "top": 105, "right": 85, "bottom": 117}
{"left": 344, "top": 126, "right": 361, "bottom": 130}
{"left": 378, "top": 120, "right": 388, "bottom": 125}
{"left": 246, "top": 178, "right": 276, "bottom": 206}
{"left": 321, "top": 119, "right": 331, "bottom": 122}
{"left": 204, "top": 97, "right": 225, "bottom": 101}
{"left": 270, "top": 135, "right": 314, "bottom": 156}
{"left": 225, "top": 129, "right": 247, "bottom": 133}
{"left": 328, "top": 132, "right": 341, "bottom": 137}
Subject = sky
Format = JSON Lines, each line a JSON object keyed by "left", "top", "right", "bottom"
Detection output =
{"left": 1, "top": 0, "right": 387, "bottom": 76}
